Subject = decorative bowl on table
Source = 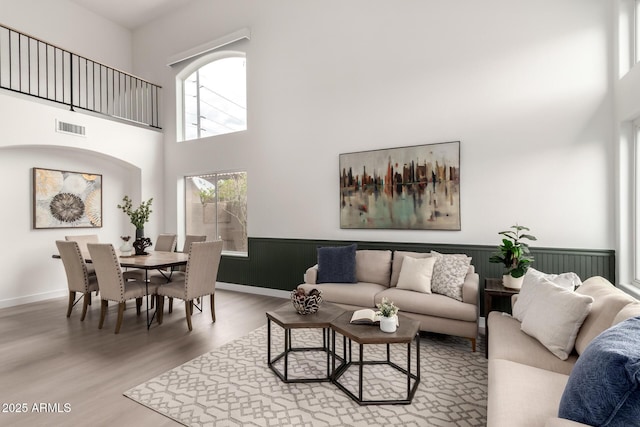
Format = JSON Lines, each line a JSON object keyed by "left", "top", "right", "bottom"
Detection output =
{"left": 290, "top": 288, "right": 323, "bottom": 315}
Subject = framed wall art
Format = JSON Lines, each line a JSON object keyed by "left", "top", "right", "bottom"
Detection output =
{"left": 32, "top": 167, "right": 102, "bottom": 229}
{"left": 339, "top": 141, "right": 460, "bottom": 230}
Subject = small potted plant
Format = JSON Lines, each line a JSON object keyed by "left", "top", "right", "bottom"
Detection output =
{"left": 117, "top": 195, "right": 153, "bottom": 239}
{"left": 376, "top": 297, "right": 399, "bottom": 333}
{"left": 489, "top": 224, "right": 537, "bottom": 289}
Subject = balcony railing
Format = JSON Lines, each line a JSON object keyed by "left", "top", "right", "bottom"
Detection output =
{"left": 0, "top": 24, "right": 161, "bottom": 129}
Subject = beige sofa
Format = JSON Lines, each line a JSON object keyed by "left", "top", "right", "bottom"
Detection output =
{"left": 298, "top": 249, "right": 480, "bottom": 351}
{"left": 487, "top": 276, "right": 640, "bottom": 427}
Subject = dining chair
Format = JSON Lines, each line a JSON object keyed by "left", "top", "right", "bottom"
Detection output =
{"left": 156, "top": 240, "right": 223, "bottom": 331}
{"left": 167, "top": 235, "right": 207, "bottom": 313}
{"left": 65, "top": 234, "right": 99, "bottom": 275}
{"left": 87, "top": 243, "right": 155, "bottom": 334}
{"left": 56, "top": 240, "right": 99, "bottom": 321}
{"left": 123, "top": 233, "right": 178, "bottom": 284}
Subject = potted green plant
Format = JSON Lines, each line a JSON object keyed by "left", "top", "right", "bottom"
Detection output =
{"left": 376, "top": 297, "right": 399, "bottom": 333}
{"left": 117, "top": 196, "right": 153, "bottom": 239}
{"left": 489, "top": 224, "right": 537, "bottom": 289}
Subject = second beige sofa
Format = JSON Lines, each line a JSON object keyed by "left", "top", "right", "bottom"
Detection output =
{"left": 298, "top": 249, "right": 480, "bottom": 351}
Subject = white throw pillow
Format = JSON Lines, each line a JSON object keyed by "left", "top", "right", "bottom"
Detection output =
{"left": 520, "top": 278, "right": 594, "bottom": 360}
{"left": 396, "top": 256, "right": 437, "bottom": 293}
{"left": 430, "top": 251, "right": 471, "bottom": 301}
{"left": 513, "top": 268, "right": 582, "bottom": 322}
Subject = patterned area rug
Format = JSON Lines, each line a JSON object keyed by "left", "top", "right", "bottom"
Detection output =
{"left": 124, "top": 325, "right": 487, "bottom": 426}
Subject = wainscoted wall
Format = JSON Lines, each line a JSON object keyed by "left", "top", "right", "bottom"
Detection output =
{"left": 219, "top": 237, "right": 615, "bottom": 313}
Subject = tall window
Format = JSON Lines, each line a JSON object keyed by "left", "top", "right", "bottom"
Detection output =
{"left": 185, "top": 171, "right": 247, "bottom": 255}
{"left": 183, "top": 55, "right": 246, "bottom": 140}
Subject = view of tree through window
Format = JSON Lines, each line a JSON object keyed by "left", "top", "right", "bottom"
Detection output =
{"left": 183, "top": 56, "right": 246, "bottom": 140}
{"left": 185, "top": 172, "right": 247, "bottom": 254}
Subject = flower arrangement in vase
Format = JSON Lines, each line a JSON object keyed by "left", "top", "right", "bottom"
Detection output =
{"left": 376, "top": 297, "right": 399, "bottom": 333}
{"left": 117, "top": 195, "right": 153, "bottom": 254}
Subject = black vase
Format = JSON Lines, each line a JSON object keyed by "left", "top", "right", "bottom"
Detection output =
{"left": 135, "top": 228, "right": 144, "bottom": 239}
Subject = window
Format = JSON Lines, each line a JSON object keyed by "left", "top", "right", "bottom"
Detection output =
{"left": 182, "top": 55, "right": 246, "bottom": 140}
{"left": 185, "top": 171, "right": 247, "bottom": 255}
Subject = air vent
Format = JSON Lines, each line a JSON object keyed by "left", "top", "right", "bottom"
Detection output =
{"left": 56, "top": 120, "right": 86, "bottom": 137}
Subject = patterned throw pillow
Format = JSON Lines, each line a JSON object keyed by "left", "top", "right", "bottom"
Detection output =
{"left": 430, "top": 251, "right": 471, "bottom": 301}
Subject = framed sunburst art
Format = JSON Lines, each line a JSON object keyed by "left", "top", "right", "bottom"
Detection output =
{"left": 32, "top": 167, "right": 102, "bottom": 229}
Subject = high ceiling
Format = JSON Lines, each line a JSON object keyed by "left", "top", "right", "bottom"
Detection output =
{"left": 70, "top": 0, "right": 192, "bottom": 30}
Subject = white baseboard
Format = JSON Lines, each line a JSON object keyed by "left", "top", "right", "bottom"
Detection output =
{"left": 0, "top": 289, "right": 67, "bottom": 309}
{"left": 216, "top": 282, "right": 289, "bottom": 299}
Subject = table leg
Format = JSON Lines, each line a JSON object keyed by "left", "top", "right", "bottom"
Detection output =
{"left": 325, "top": 328, "right": 330, "bottom": 379}
{"left": 331, "top": 329, "right": 336, "bottom": 380}
{"left": 358, "top": 343, "right": 363, "bottom": 401}
{"left": 145, "top": 269, "right": 150, "bottom": 330}
{"left": 267, "top": 318, "right": 271, "bottom": 366}
{"left": 407, "top": 340, "right": 411, "bottom": 398}
{"left": 284, "top": 328, "right": 289, "bottom": 381}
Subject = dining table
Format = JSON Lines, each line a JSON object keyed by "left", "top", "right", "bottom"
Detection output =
{"left": 54, "top": 250, "right": 189, "bottom": 329}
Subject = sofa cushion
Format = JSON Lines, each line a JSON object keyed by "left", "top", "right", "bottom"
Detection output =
{"left": 574, "top": 276, "right": 638, "bottom": 354}
{"left": 376, "top": 287, "right": 477, "bottom": 322}
{"left": 487, "top": 359, "right": 570, "bottom": 427}
{"left": 355, "top": 250, "right": 392, "bottom": 286}
{"left": 317, "top": 244, "right": 357, "bottom": 283}
{"left": 520, "top": 279, "right": 593, "bottom": 360}
{"left": 613, "top": 303, "right": 640, "bottom": 326}
{"left": 487, "top": 311, "right": 577, "bottom": 375}
{"left": 513, "top": 268, "right": 582, "bottom": 322}
{"left": 396, "top": 256, "right": 436, "bottom": 294}
{"left": 558, "top": 316, "right": 640, "bottom": 427}
{"left": 390, "top": 251, "right": 432, "bottom": 287}
{"left": 298, "top": 282, "right": 385, "bottom": 308}
{"left": 430, "top": 251, "right": 471, "bottom": 301}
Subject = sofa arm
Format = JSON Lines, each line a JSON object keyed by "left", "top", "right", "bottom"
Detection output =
{"left": 304, "top": 264, "right": 318, "bottom": 284}
{"left": 544, "top": 418, "right": 592, "bottom": 427}
{"left": 462, "top": 271, "right": 479, "bottom": 306}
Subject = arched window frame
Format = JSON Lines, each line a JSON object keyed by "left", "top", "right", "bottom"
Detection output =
{"left": 175, "top": 50, "right": 247, "bottom": 142}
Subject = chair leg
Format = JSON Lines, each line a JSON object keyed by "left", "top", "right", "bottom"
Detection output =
{"left": 115, "top": 302, "right": 125, "bottom": 334}
{"left": 99, "top": 300, "right": 108, "bottom": 329}
{"left": 80, "top": 293, "right": 90, "bottom": 321}
{"left": 210, "top": 293, "right": 216, "bottom": 323}
{"left": 150, "top": 294, "right": 155, "bottom": 309}
{"left": 470, "top": 337, "right": 477, "bottom": 352}
{"left": 136, "top": 298, "right": 142, "bottom": 315}
{"left": 67, "top": 291, "right": 76, "bottom": 317}
{"left": 185, "top": 300, "right": 193, "bottom": 331}
{"left": 157, "top": 295, "right": 164, "bottom": 324}
{"left": 169, "top": 297, "right": 173, "bottom": 313}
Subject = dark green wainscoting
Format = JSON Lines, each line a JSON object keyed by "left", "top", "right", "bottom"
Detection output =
{"left": 218, "top": 237, "right": 615, "bottom": 314}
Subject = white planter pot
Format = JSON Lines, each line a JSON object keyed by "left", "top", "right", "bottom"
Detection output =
{"left": 380, "top": 315, "right": 398, "bottom": 333}
{"left": 503, "top": 274, "right": 524, "bottom": 290}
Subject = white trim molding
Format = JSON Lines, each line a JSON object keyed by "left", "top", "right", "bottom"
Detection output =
{"left": 167, "top": 27, "right": 251, "bottom": 67}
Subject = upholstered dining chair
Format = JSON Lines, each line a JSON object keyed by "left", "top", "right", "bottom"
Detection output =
{"left": 87, "top": 243, "right": 154, "bottom": 334}
{"left": 156, "top": 240, "right": 223, "bottom": 331}
{"left": 65, "top": 234, "right": 99, "bottom": 275}
{"left": 56, "top": 240, "right": 99, "bottom": 321}
{"left": 166, "top": 235, "right": 207, "bottom": 313}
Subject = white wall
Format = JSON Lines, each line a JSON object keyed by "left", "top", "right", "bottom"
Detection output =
{"left": 0, "top": 2, "right": 163, "bottom": 307}
{"left": 0, "top": 0, "right": 132, "bottom": 71}
{"left": 134, "top": 0, "right": 614, "bottom": 250}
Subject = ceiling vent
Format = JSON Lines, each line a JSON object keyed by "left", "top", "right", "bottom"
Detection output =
{"left": 56, "top": 120, "right": 86, "bottom": 137}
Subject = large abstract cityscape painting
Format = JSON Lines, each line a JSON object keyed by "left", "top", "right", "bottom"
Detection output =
{"left": 340, "top": 141, "right": 460, "bottom": 230}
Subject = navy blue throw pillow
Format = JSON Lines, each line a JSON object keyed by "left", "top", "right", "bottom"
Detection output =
{"left": 316, "top": 244, "right": 357, "bottom": 284}
{"left": 558, "top": 316, "right": 640, "bottom": 427}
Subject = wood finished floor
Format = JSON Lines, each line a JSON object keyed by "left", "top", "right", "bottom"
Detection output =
{"left": 0, "top": 289, "right": 286, "bottom": 426}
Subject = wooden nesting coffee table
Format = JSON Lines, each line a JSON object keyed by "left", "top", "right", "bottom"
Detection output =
{"left": 330, "top": 311, "right": 421, "bottom": 405}
{"left": 266, "top": 302, "right": 345, "bottom": 383}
